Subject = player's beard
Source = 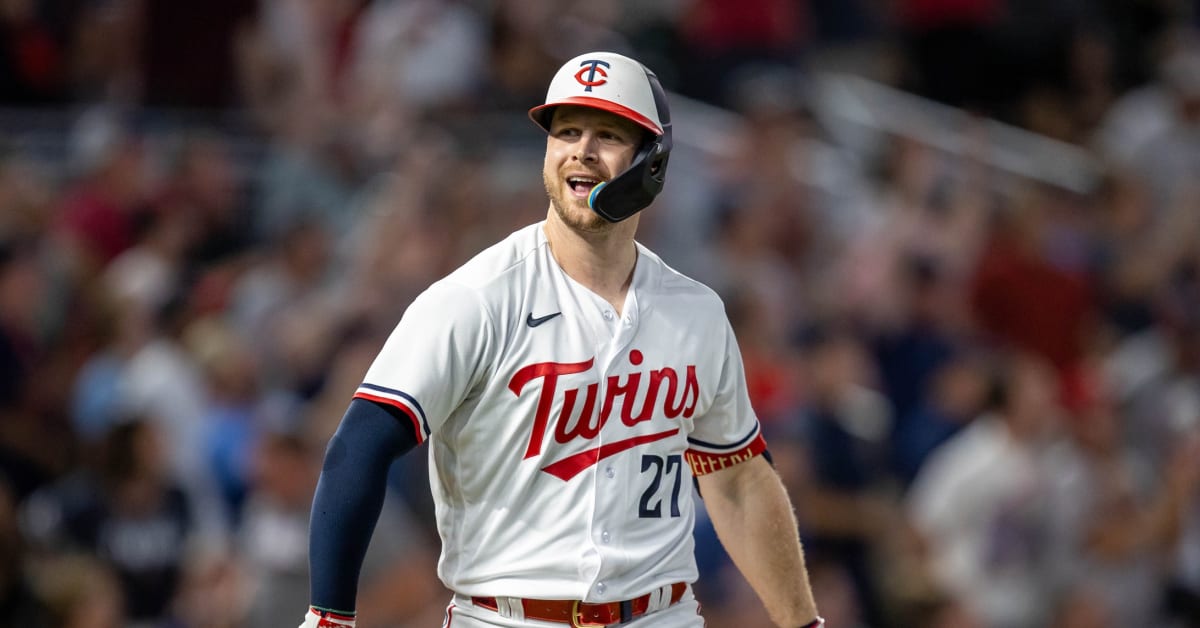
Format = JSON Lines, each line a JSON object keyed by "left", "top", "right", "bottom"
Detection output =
{"left": 543, "top": 171, "right": 612, "bottom": 234}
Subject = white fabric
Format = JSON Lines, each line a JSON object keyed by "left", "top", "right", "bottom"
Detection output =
{"left": 495, "top": 597, "right": 524, "bottom": 621}
{"left": 359, "top": 222, "right": 760, "bottom": 601}
{"left": 646, "top": 584, "right": 671, "bottom": 613}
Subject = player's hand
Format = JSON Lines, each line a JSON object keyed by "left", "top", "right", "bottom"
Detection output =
{"left": 299, "top": 607, "right": 356, "bottom": 628}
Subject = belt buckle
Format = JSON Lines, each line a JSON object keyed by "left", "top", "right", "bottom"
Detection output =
{"left": 569, "top": 599, "right": 608, "bottom": 628}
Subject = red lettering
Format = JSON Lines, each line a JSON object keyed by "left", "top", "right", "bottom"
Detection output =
{"left": 600, "top": 370, "right": 644, "bottom": 426}
{"left": 681, "top": 365, "right": 699, "bottom": 418}
{"left": 555, "top": 383, "right": 601, "bottom": 442}
{"left": 652, "top": 372, "right": 681, "bottom": 420}
{"left": 509, "top": 359, "right": 593, "bottom": 458}
{"left": 621, "top": 371, "right": 658, "bottom": 427}
{"left": 663, "top": 366, "right": 699, "bottom": 418}
{"left": 508, "top": 353, "right": 701, "bottom": 476}
{"left": 652, "top": 369, "right": 681, "bottom": 417}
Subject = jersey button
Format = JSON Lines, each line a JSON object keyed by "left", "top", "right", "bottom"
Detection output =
{"left": 601, "top": 530, "right": 611, "bottom": 544}
{"left": 604, "top": 466, "right": 615, "bottom": 479}
{"left": 595, "top": 582, "right": 607, "bottom": 595}
{"left": 603, "top": 310, "right": 614, "bottom": 321}
{"left": 623, "top": 316, "right": 632, "bottom": 326}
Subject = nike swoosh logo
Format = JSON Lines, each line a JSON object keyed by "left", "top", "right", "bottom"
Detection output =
{"left": 526, "top": 312, "right": 562, "bottom": 327}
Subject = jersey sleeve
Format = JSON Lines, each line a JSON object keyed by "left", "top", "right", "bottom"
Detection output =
{"left": 354, "top": 280, "right": 495, "bottom": 444}
{"left": 685, "top": 315, "right": 767, "bottom": 476}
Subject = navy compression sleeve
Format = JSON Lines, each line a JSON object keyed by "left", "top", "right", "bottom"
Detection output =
{"left": 309, "top": 398, "right": 420, "bottom": 613}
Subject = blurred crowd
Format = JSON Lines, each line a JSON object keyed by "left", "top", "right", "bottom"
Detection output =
{"left": 2, "top": 0, "right": 1200, "bottom": 627}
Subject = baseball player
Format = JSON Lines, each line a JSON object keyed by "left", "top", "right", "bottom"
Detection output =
{"left": 299, "top": 51, "right": 823, "bottom": 628}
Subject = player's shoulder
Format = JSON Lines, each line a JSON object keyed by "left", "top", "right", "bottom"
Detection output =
{"left": 440, "top": 222, "right": 545, "bottom": 291}
{"left": 637, "top": 243, "right": 726, "bottom": 309}
{"left": 406, "top": 225, "right": 544, "bottom": 328}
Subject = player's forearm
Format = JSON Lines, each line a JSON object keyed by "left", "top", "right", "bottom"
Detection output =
{"left": 700, "top": 455, "right": 820, "bottom": 627}
{"left": 308, "top": 399, "right": 420, "bottom": 615}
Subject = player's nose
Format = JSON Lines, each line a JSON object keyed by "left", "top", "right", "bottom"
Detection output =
{"left": 573, "top": 134, "right": 599, "bottom": 163}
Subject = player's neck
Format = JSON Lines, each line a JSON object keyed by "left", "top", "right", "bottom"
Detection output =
{"left": 543, "top": 216, "right": 638, "bottom": 314}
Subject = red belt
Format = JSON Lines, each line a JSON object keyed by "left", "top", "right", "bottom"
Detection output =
{"left": 472, "top": 582, "right": 687, "bottom": 627}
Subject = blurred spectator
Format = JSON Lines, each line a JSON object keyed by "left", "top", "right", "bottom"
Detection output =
{"left": 1104, "top": 261, "right": 1200, "bottom": 471}
{"left": 104, "top": 288, "right": 233, "bottom": 554}
{"left": 0, "top": 475, "right": 51, "bottom": 626}
{"left": 907, "top": 352, "right": 1063, "bottom": 628}
{"left": 339, "top": 139, "right": 463, "bottom": 325}
{"left": 904, "top": 593, "right": 986, "bottom": 628}
{"left": 968, "top": 186, "right": 1098, "bottom": 380}
{"left": 892, "top": 350, "right": 992, "bottom": 487}
{"left": 841, "top": 135, "right": 990, "bottom": 325}
{"left": 29, "top": 553, "right": 125, "bottom": 628}
{"left": 1094, "top": 31, "right": 1200, "bottom": 169}
{"left": 1089, "top": 173, "right": 1165, "bottom": 335}
{"left": 52, "top": 106, "right": 150, "bottom": 280}
{"left": 227, "top": 217, "right": 335, "bottom": 382}
{"left": 0, "top": 148, "right": 58, "bottom": 242}
{"left": 154, "top": 132, "right": 254, "bottom": 269}
{"left": 869, "top": 255, "right": 973, "bottom": 435}
{"left": 1042, "top": 361, "right": 1200, "bottom": 626}
{"left": 351, "top": 0, "right": 486, "bottom": 112}
{"left": 0, "top": 0, "right": 67, "bottom": 104}
{"left": 102, "top": 200, "right": 193, "bottom": 323}
{"left": 786, "top": 323, "right": 896, "bottom": 627}
{"left": 239, "top": 428, "right": 444, "bottom": 628}
{"left": 0, "top": 239, "right": 43, "bottom": 412}
{"left": 185, "top": 318, "right": 264, "bottom": 526}
{"left": 1047, "top": 585, "right": 1111, "bottom": 628}
{"left": 64, "top": 0, "right": 139, "bottom": 102}
{"left": 0, "top": 237, "right": 61, "bottom": 500}
{"left": 701, "top": 73, "right": 841, "bottom": 327}
{"left": 21, "top": 418, "right": 197, "bottom": 626}
{"left": 237, "top": 430, "right": 320, "bottom": 626}
{"left": 724, "top": 288, "right": 802, "bottom": 428}
{"left": 1125, "top": 42, "right": 1200, "bottom": 217}
{"left": 483, "top": 0, "right": 563, "bottom": 110}
{"left": 114, "top": 290, "right": 209, "bottom": 476}
{"left": 253, "top": 103, "right": 369, "bottom": 244}
{"left": 675, "top": 0, "right": 810, "bottom": 107}
{"left": 238, "top": 0, "right": 368, "bottom": 134}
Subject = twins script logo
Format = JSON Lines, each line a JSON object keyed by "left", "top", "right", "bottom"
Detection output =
{"left": 508, "top": 349, "right": 698, "bottom": 480}
{"left": 574, "top": 59, "right": 611, "bottom": 92}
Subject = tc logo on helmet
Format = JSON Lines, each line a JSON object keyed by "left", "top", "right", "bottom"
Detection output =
{"left": 574, "top": 59, "right": 611, "bottom": 92}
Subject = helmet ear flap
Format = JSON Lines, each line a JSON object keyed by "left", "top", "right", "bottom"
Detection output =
{"left": 588, "top": 138, "right": 665, "bottom": 222}
{"left": 588, "top": 66, "right": 672, "bottom": 222}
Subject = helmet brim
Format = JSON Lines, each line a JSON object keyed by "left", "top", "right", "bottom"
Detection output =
{"left": 529, "top": 96, "right": 663, "bottom": 137}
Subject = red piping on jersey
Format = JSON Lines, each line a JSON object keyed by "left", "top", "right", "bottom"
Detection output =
{"left": 353, "top": 392, "right": 426, "bottom": 444}
{"left": 685, "top": 433, "right": 767, "bottom": 476}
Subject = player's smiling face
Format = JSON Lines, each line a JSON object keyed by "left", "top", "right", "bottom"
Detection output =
{"left": 543, "top": 106, "right": 642, "bottom": 232}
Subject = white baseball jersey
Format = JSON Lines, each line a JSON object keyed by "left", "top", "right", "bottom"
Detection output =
{"left": 355, "top": 221, "right": 766, "bottom": 602}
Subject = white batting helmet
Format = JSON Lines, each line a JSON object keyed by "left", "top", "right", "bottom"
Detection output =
{"left": 529, "top": 51, "right": 672, "bottom": 222}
